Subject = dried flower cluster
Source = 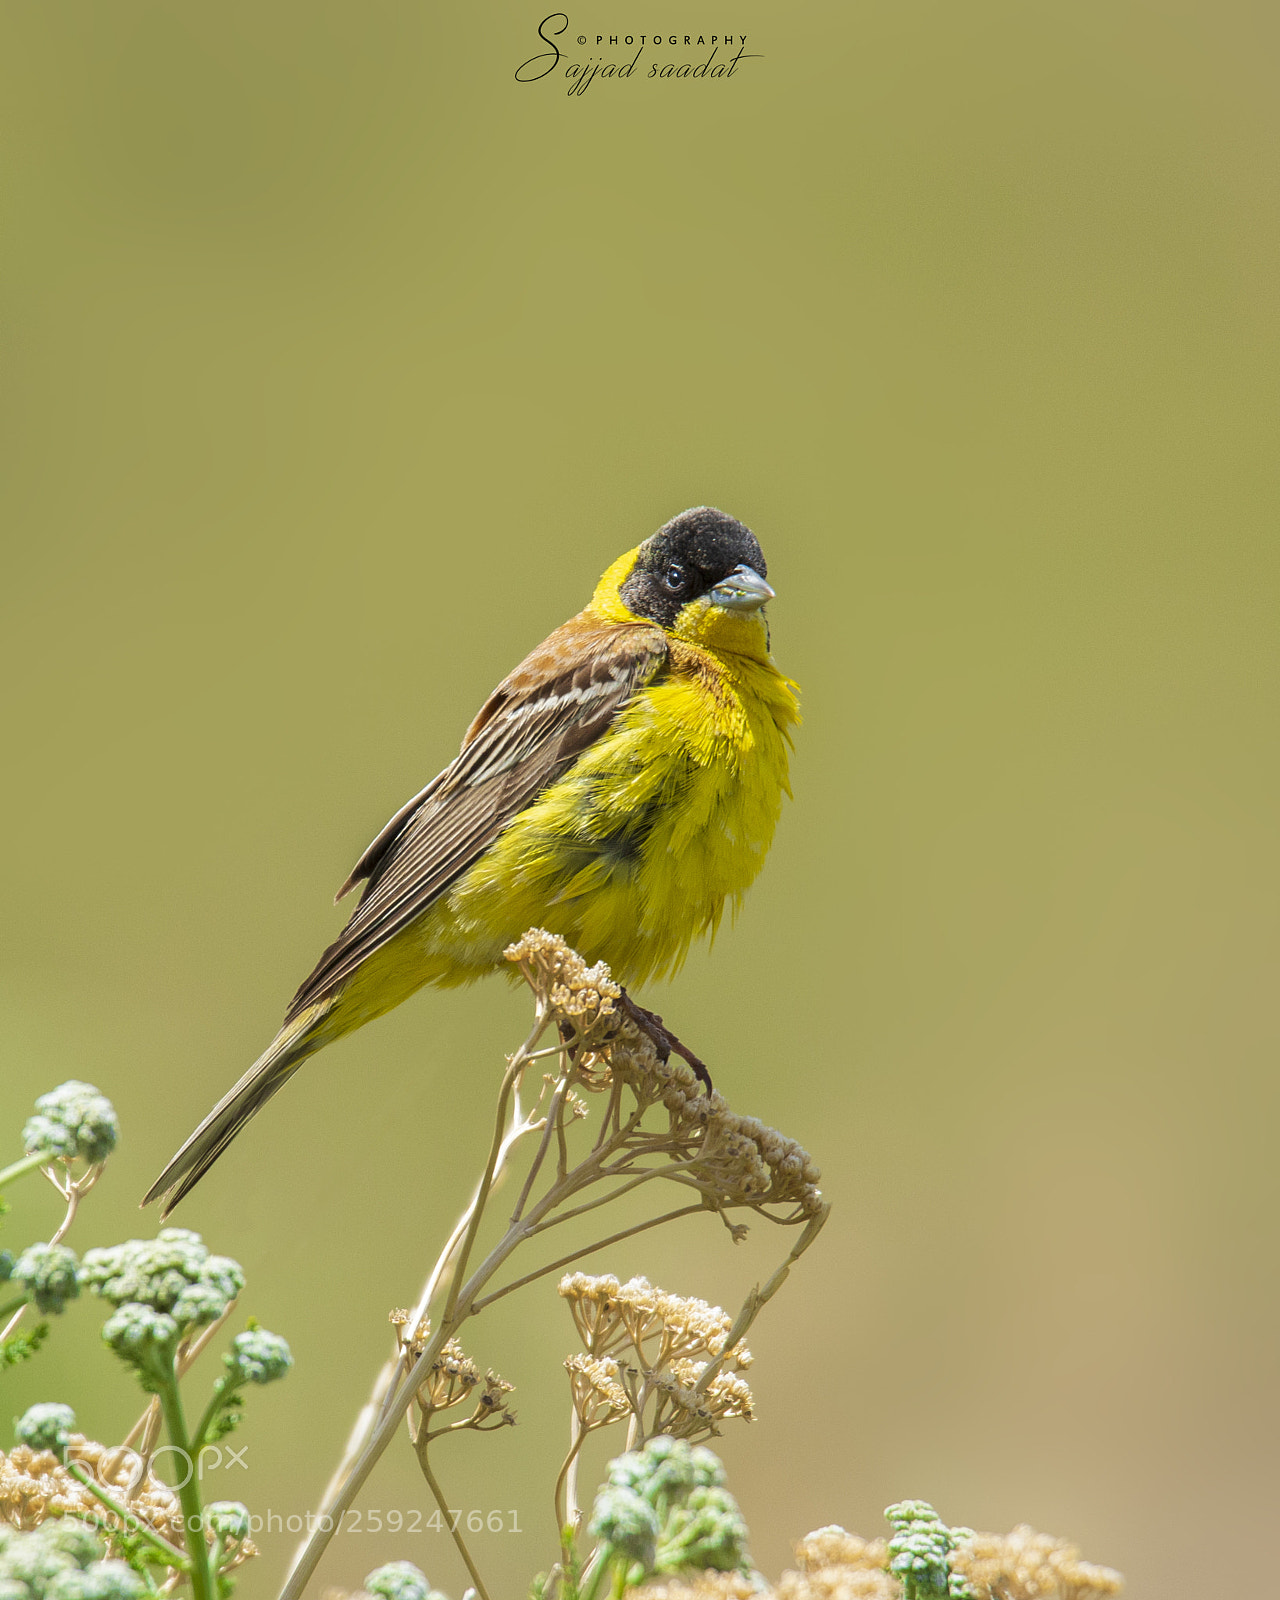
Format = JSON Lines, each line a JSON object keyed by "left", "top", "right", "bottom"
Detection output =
{"left": 0, "top": 1436, "right": 255, "bottom": 1574}
{"left": 565, "top": 1354, "right": 632, "bottom": 1430}
{"left": 632, "top": 1578, "right": 769, "bottom": 1600}
{"left": 560, "top": 1275, "right": 754, "bottom": 1369}
{"left": 506, "top": 928, "right": 623, "bottom": 1045}
{"left": 560, "top": 1274, "right": 756, "bottom": 1444}
{"left": 288, "top": 933, "right": 830, "bottom": 1600}
{"left": 776, "top": 1526, "right": 898, "bottom": 1600}
{"left": 390, "top": 1312, "right": 516, "bottom": 1441}
{"left": 767, "top": 1521, "right": 1122, "bottom": 1600}
{"left": 950, "top": 1527, "right": 1123, "bottom": 1600}
{"left": 626, "top": 1516, "right": 1124, "bottom": 1600}
{"left": 507, "top": 932, "right": 824, "bottom": 1221}
{"left": 648, "top": 1362, "right": 755, "bottom": 1440}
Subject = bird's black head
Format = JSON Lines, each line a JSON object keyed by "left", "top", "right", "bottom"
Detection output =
{"left": 620, "top": 507, "right": 771, "bottom": 629}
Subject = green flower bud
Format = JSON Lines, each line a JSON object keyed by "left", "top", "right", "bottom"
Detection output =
{"left": 642, "top": 1435, "right": 701, "bottom": 1506}
{"left": 102, "top": 1303, "right": 179, "bottom": 1386}
{"left": 225, "top": 1328, "right": 291, "bottom": 1385}
{"left": 205, "top": 1503, "right": 251, "bottom": 1542}
{"left": 0, "top": 1251, "right": 13, "bottom": 1285}
{"left": 588, "top": 1485, "right": 659, "bottom": 1572}
{"left": 14, "top": 1402, "right": 76, "bottom": 1456}
{"left": 47, "top": 1560, "right": 146, "bottom": 1600}
{"left": 1, "top": 1536, "right": 75, "bottom": 1592}
{"left": 688, "top": 1445, "right": 725, "bottom": 1489}
{"left": 886, "top": 1502, "right": 957, "bottom": 1600}
{"left": 80, "top": 1232, "right": 242, "bottom": 1319}
{"left": 604, "top": 1450, "right": 651, "bottom": 1495}
{"left": 12, "top": 1244, "right": 80, "bottom": 1315}
{"left": 37, "top": 1524, "right": 101, "bottom": 1572}
{"left": 658, "top": 1484, "right": 750, "bottom": 1574}
{"left": 198, "top": 1256, "right": 245, "bottom": 1302}
{"left": 23, "top": 1083, "right": 119, "bottom": 1165}
{"left": 171, "top": 1282, "right": 229, "bottom": 1328}
{"left": 20, "top": 1114, "right": 76, "bottom": 1161}
{"left": 364, "top": 1560, "right": 434, "bottom": 1600}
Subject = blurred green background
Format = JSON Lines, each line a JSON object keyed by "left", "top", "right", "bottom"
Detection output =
{"left": 2, "top": 1, "right": 1277, "bottom": 1596}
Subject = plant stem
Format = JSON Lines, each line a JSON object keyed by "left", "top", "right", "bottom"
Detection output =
{"left": 469, "top": 1205, "right": 706, "bottom": 1314}
{"left": 579, "top": 1541, "right": 615, "bottom": 1600}
{"left": 0, "top": 1151, "right": 51, "bottom": 1188}
{"left": 156, "top": 1371, "right": 213, "bottom": 1600}
{"left": 65, "top": 1462, "right": 190, "bottom": 1569}
{"left": 553, "top": 1414, "right": 587, "bottom": 1533}
{"left": 511, "top": 1072, "right": 569, "bottom": 1223}
{"left": 189, "top": 1376, "right": 238, "bottom": 1460}
{"left": 691, "top": 1202, "right": 831, "bottom": 1399}
{"left": 125, "top": 1305, "right": 238, "bottom": 1464}
{"left": 440, "top": 1025, "right": 542, "bottom": 1331}
{"left": 414, "top": 1444, "right": 491, "bottom": 1600}
{"left": 279, "top": 1011, "right": 550, "bottom": 1600}
{"left": 525, "top": 1161, "right": 701, "bottom": 1236}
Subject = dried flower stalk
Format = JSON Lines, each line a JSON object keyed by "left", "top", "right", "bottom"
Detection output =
{"left": 280, "top": 930, "right": 829, "bottom": 1600}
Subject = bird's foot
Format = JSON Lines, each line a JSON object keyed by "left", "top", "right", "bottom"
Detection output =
{"left": 618, "top": 990, "right": 714, "bottom": 1095}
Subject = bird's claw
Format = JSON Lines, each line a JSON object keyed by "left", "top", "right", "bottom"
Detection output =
{"left": 618, "top": 991, "right": 714, "bottom": 1094}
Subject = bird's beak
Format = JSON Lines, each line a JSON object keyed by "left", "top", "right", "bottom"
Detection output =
{"left": 709, "top": 565, "right": 776, "bottom": 612}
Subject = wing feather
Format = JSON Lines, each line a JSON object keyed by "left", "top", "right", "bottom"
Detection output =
{"left": 285, "top": 619, "right": 667, "bottom": 1020}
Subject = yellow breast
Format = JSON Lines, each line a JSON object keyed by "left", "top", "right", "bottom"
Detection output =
{"left": 329, "top": 615, "right": 798, "bottom": 1036}
{"left": 428, "top": 636, "right": 798, "bottom": 987}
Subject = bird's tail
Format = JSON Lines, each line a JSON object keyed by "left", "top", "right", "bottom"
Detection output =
{"left": 142, "top": 1001, "right": 333, "bottom": 1218}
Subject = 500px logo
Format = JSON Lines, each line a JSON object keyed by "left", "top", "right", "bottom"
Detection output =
{"left": 515, "top": 13, "right": 760, "bottom": 95}
{"left": 80, "top": 1442, "right": 249, "bottom": 1495}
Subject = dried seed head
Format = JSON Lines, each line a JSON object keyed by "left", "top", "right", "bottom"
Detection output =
{"left": 390, "top": 1309, "right": 432, "bottom": 1357}
{"left": 0, "top": 1437, "right": 257, "bottom": 1574}
{"left": 471, "top": 1370, "right": 516, "bottom": 1427}
{"left": 630, "top": 1577, "right": 762, "bottom": 1600}
{"left": 417, "top": 1339, "right": 480, "bottom": 1412}
{"left": 792, "top": 1528, "right": 891, "bottom": 1575}
{"left": 558, "top": 1274, "right": 752, "bottom": 1371}
{"left": 950, "top": 1526, "right": 1123, "bottom": 1600}
{"left": 508, "top": 931, "right": 825, "bottom": 1223}
{"left": 505, "top": 930, "right": 622, "bottom": 1045}
{"left": 648, "top": 1360, "right": 756, "bottom": 1440}
{"left": 565, "top": 1354, "right": 631, "bottom": 1430}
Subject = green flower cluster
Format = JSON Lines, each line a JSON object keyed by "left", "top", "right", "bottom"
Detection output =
{"left": 364, "top": 1560, "right": 450, "bottom": 1600}
{"left": 14, "top": 1403, "right": 77, "bottom": 1459}
{"left": 223, "top": 1327, "right": 292, "bottom": 1386}
{"left": 0, "top": 1521, "right": 143, "bottom": 1600}
{"left": 22, "top": 1083, "right": 119, "bottom": 1166}
{"left": 10, "top": 1246, "right": 80, "bottom": 1316}
{"left": 79, "top": 1230, "right": 250, "bottom": 1391}
{"left": 885, "top": 1500, "right": 975, "bottom": 1600}
{"left": 587, "top": 1437, "right": 751, "bottom": 1595}
{"left": 203, "top": 1505, "right": 250, "bottom": 1544}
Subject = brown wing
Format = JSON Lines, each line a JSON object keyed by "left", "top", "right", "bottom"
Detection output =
{"left": 284, "top": 616, "right": 668, "bottom": 1021}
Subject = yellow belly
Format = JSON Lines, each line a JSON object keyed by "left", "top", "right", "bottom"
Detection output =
{"left": 329, "top": 648, "right": 798, "bottom": 1034}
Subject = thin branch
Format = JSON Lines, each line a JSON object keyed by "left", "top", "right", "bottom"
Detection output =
{"left": 524, "top": 1159, "right": 705, "bottom": 1237}
{"left": 469, "top": 1205, "right": 707, "bottom": 1315}
{"left": 692, "top": 1203, "right": 831, "bottom": 1399}
{"left": 554, "top": 1411, "right": 587, "bottom": 1533}
{"left": 414, "top": 1445, "right": 491, "bottom": 1600}
{"left": 0, "top": 1151, "right": 51, "bottom": 1188}
{"left": 65, "top": 1462, "right": 191, "bottom": 1569}
{"left": 441, "top": 1017, "right": 547, "bottom": 1331}
{"left": 280, "top": 1008, "right": 550, "bottom": 1600}
{"left": 511, "top": 1069, "right": 569, "bottom": 1224}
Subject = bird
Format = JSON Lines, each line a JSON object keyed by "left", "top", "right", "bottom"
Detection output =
{"left": 144, "top": 506, "right": 799, "bottom": 1216}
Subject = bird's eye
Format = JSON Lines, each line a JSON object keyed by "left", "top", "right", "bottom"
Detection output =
{"left": 663, "top": 563, "right": 687, "bottom": 592}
